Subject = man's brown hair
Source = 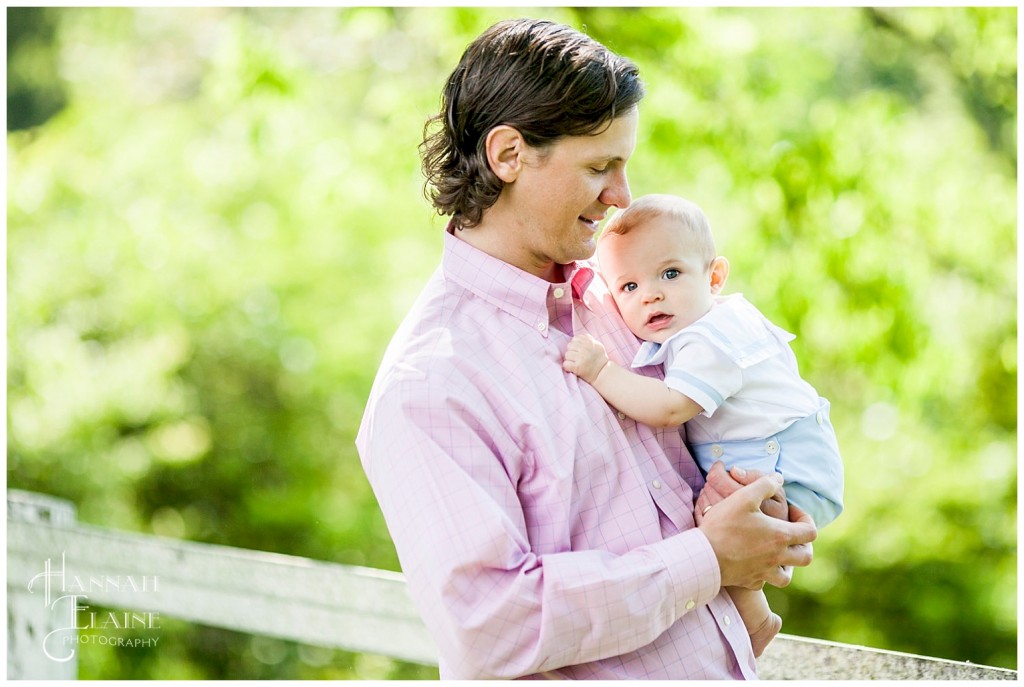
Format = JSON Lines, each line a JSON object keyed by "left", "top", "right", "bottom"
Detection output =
{"left": 420, "top": 19, "right": 644, "bottom": 229}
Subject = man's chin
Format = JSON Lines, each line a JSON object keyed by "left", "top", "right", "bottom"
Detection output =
{"left": 570, "top": 241, "right": 598, "bottom": 263}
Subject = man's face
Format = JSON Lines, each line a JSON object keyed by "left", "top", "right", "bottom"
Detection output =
{"left": 599, "top": 217, "right": 716, "bottom": 344}
{"left": 501, "top": 109, "right": 639, "bottom": 280}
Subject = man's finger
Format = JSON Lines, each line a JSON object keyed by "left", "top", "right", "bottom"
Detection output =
{"left": 728, "top": 464, "right": 765, "bottom": 485}
{"left": 784, "top": 503, "right": 818, "bottom": 546}
{"left": 707, "top": 460, "right": 728, "bottom": 481}
{"left": 779, "top": 542, "right": 814, "bottom": 570}
{"left": 764, "top": 564, "right": 794, "bottom": 588}
{"left": 705, "top": 461, "right": 743, "bottom": 498}
{"left": 735, "top": 473, "right": 784, "bottom": 511}
{"left": 787, "top": 502, "right": 815, "bottom": 526}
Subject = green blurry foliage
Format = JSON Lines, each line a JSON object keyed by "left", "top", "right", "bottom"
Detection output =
{"left": 7, "top": 6, "right": 1016, "bottom": 678}
{"left": 7, "top": 7, "right": 67, "bottom": 131}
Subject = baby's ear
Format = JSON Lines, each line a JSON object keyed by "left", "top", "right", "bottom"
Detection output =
{"left": 709, "top": 256, "right": 730, "bottom": 293}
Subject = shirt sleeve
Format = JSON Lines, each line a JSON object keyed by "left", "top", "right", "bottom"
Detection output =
{"left": 662, "top": 337, "right": 743, "bottom": 417}
{"left": 357, "top": 375, "right": 721, "bottom": 679}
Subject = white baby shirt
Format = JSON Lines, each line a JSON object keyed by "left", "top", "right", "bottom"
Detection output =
{"left": 631, "top": 293, "right": 822, "bottom": 445}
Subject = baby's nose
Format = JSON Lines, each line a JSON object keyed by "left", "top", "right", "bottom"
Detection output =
{"left": 642, "top": 289, "right": 662, "bottom": 303}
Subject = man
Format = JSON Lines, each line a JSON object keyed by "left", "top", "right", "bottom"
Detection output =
{"left": 356, "top": 18, "right": 816, "bottom": 679}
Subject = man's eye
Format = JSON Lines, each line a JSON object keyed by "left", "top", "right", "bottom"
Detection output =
{"left": 622, "top": 282, "right": 637, "bottom": 292}
{"left": 591, "top": 166, "right": 609, "bottom": 174}
{"left": 663, "top": 269, "right": 680, "bottom": 280}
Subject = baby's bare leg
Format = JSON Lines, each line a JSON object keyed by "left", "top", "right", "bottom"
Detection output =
{"left": 728, "top": 587, "right": 783, "bottom": 657}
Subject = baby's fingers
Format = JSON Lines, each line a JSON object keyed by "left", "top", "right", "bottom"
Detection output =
{"left": 562, "top": 352, "right": 583, "bottom": 375}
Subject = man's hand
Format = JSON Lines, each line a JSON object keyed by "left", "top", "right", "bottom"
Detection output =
{"left": 698, "top": 473, "right": 817, "bottom": 590}
{"left": 563, "top": 334, "right": 610, "bottom": 384}
{"left": 694, "top": 461, "right": 789, "bottom": 524}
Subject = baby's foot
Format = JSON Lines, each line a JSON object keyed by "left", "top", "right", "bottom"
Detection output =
{"left": 749, "top": 612, "right": 783, "bottom": 658}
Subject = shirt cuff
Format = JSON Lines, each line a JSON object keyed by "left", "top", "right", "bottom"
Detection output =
{"left": 663, "top": 372, "right": 724, "bottom": 416}
{"left": 650, "top": 527, "right": 721, "bottom": 617}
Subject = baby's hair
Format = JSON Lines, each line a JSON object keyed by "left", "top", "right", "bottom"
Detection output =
{"left": 601, "top": 194, "right": 717, "bottom": 267}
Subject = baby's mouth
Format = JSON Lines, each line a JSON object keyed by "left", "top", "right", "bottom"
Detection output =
{"left": 647, "top": 313, "right": 673, "bottom": 328}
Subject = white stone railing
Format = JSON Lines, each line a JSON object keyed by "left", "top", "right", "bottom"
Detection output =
{"left": 6, "top": 490, "right": 1016, "bottom": 680}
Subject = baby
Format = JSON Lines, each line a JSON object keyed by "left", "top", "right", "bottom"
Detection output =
{"left": 563, "top": 193, "right": 844, "bottom": 657}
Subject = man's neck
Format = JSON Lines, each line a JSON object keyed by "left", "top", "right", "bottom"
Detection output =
{"left": 451, "top": 218, "right": 564, "bottom": 284}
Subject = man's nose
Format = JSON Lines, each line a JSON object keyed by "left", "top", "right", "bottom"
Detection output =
{"left": 599, "top": 169, "right": 631, "bottom": 209}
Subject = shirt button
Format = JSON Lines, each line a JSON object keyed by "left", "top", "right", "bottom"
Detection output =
{"left": 652, "top": 479, "right": 662, "bottom": 490}
{"left": 711, "top": 444, "right": 724, "bottom": 458}
{"left": 724, "top": 615, "right": 732, "bottom": 626}
{"left": 685, "top": 600, "right": 696, "bottom": 610}
{"left": 536, "top": 322, "right": 546, "bottom": 332}
{"left": 553, "top": 287, "right": 565, "bottom": 298}
{"left": 765, "top": 440, "right": 779, "bottom": 455}
{"left": 617, "top": 411, "right": 626, "bottom": 420}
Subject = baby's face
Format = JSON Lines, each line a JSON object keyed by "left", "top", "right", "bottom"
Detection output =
{"left": 599, "top": 217, "right": 715, "bottom": 344}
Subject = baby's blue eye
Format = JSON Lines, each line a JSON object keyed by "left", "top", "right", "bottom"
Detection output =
{"left": 622, "top": 282, "right": 638, "bottom": 293}
{"left": 663, "top": 269, "right": 680, "bottom": 280}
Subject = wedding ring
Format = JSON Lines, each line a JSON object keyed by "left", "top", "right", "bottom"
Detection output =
{"left": 701, "top": 505, "right": 713, "bottom": 516}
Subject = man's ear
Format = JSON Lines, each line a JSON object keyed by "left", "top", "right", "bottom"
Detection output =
{"left": 484, "top": 125, "right": 525, "bottom": 183}
{"left": 709, "top": 256, "right": 730, "bottom": 294}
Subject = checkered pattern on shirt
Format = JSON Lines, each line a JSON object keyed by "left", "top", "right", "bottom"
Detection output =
{"left": 356, "top": 231, "right": 757, "bottom": 679}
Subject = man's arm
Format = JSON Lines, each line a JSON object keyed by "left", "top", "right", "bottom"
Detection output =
{"left": 563, "top": 333, "right": 702, "bottom": 428}
{"left": 358, "top": 377, "right": 722, "bottom": 679}
{"left": 360, "top": 375, "right": 815, "bottom": 677}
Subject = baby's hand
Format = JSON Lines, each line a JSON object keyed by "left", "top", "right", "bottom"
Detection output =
{"left": 562, "top": 334, "right": 610, "bottom": 384}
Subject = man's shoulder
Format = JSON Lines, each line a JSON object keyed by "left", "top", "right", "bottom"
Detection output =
{"left": 371, "top": 271, "right": 503, "bottom": 393}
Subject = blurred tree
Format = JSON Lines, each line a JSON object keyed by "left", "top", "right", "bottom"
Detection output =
{"left": 7, "top": 6, "right": 1016, "bottom": 678}
{"left": 866, "top": 7, "right": 1016, "bottom": 164}
{"left": 7, "top": 7, "right": 67, "bottom": 130}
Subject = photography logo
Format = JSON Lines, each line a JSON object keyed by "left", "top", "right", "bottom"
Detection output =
{"left": 27, "top": 552, "right": 162, "bottom": 661}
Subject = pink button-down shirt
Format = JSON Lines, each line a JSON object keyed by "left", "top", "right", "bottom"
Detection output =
{"left": 357, "top": 230, "right": 757, "bottom": 679}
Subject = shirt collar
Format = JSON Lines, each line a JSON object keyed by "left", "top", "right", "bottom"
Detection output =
{"left": 442, "top": 228, "right": 593, "bottom": 332}
{"left": 571, "top": 263, "right": 595, "bottom": 301}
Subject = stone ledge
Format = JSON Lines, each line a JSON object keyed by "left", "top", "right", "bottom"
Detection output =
{"left": 759, "top": 633, "right": 1016, "bottom": 680}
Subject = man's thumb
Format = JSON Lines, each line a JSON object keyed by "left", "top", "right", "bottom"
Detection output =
{"left": 741, "top": 472, "right": 784, "bottom": 507}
